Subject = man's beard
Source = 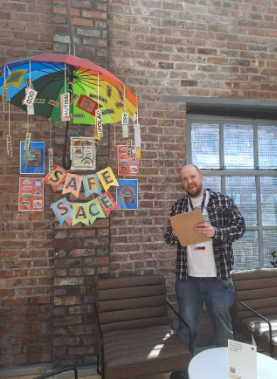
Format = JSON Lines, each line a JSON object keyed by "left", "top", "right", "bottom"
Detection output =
{"left": 187, "top": 184, "right": 203, "bottom": 198}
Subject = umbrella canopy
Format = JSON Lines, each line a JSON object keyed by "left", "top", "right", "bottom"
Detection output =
{"left": 0, "top": 54, "right": 138, "bottom": 125}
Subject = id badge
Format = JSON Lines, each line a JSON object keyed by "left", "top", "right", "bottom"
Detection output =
{"left": 193, "top": 242, "right": 205, "bottom": 250}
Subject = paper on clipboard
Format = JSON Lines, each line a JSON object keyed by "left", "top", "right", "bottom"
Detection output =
{"left": 170, "top": 209, "right": 210, "bottom": 247}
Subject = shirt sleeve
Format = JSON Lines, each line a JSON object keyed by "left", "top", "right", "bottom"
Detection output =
{"left": 164, "top": 204, "right": 179, "bottom": 245}
{"left": 212, "top": 198, "right": 246, "bottom": 243}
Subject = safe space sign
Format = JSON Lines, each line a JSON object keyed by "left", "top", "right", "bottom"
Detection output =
{"left": 18, "top": 178, "right": 44, "bottom": 211}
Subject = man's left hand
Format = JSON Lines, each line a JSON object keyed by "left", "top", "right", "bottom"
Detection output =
{"left": 195, "top": 223, "right": 215, "bottom": 238}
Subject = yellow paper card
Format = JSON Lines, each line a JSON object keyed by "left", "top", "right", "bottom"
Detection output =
{"left": 98, "top": 167, "right": 119, "bottom": 192}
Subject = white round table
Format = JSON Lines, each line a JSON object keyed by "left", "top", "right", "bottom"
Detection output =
{"left": 188, "top": 347, "right": 277, "bottom": 379}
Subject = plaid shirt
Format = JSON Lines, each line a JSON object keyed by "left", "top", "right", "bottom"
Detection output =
{"left": 164, "top": 189, "right": 245, "bottom": 280}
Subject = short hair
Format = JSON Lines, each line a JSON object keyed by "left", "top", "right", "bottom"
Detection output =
{"left": 181, "top": 164, "right": 202, "bottom": 175}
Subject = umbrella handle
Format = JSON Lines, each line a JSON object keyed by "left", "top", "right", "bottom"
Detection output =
{"left": 62, "top": 121, "right": 72, "bottom": 170}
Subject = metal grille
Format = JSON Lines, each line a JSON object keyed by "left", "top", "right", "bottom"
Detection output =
{"left": 203, "top": 176, "right": 221, "bottom": 193}
{"left": 258, "top": 126, "right": 277, "bottom": 169}
{"left": 226, "top": 176, "right": 257, "bottom": 227}
{"left": 233, "top": 231, "right": 259, "bottom": 272}
{"left": 260, "top": 176, "right": 277, "bottom": 226}
{"left": 263, "top": 230, "right": 277, "bottom": 268}
{"left": 224, "top": 124, "right": 254, "bottom": 169}
{"left": 191, "top": 123, "right": 220, "bottom": 169}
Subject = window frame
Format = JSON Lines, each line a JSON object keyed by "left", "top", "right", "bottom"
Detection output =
{"left": 186, "top": 114, "right": 277, "bottom": 269}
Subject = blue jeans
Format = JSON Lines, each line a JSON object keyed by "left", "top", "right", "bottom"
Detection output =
{"left": 175, "top": 276, "right": 235, "bottom": 355}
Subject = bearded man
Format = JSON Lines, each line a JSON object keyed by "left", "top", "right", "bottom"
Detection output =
{"left": 164, "top": 164, "right": 245, "bottom": 379}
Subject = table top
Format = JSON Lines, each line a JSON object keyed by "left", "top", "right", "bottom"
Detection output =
{"left": 188, "top": 347, "right": 277, "bottom": 379}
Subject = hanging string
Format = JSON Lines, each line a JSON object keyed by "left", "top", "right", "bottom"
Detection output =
{"left": 124, "top": 85, "right": 126, "bottom": 113}
{"left": 97, "top": 73, "right": 99, "bottom": 109}
{"left": 29, "top": 60, "right": 32, "bottom": 87}
{"left": 27, "top": 112, "right": 29, "bottom": 133}
{"left": 49, "top": 118, "right": 52, "bottom": 149}
{"left": 64, "top": 62, "right": 66, "bottom": 93}
{"left": 114, "top": 124, "right": 116, "bottom": 147}
{"left": 8, "top": 100, "right": 10, "bottom": 135}
{"left": 136, "top": 96, "right": 139, "bottom": 124}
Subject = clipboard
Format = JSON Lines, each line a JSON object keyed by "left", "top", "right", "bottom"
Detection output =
{"left": 170, "top": 209, "right": 210, "bottom": 247}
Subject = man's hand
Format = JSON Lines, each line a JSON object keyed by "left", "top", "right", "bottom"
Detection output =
{"left": 195, "top": 222, "right": 215, "bottom": 238}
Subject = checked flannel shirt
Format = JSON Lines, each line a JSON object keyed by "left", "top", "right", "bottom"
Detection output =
{"left": 164, "top": 189, "right": 246, "bottom": 280}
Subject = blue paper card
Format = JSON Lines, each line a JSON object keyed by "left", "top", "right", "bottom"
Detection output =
{"left": 116, "top": 179, "right": 138, "bottom": 210}
{"left": 20, "top": 141, "right": 45, "bottom": 174}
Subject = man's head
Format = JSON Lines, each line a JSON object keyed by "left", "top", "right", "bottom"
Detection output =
{"left": 180, "top": 164, "right": 204, "bottom": 198}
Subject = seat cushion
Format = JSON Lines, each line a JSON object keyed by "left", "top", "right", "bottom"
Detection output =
{"left": 241, "top": 315, "right": 277, "bottom": 344}
{"left": 103, "top": 325, "right": 191, "bottom": 379}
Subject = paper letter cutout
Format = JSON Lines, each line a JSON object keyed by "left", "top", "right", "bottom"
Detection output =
{"left": 43, "top": 165, "right": 67, "bottom": 191}
{"left": 72, "top": 203, "right": 89, "bottom": 226}
{"left": 97, "top": 192, "right": 119, "bottom": 216}
{"left": 62, "top": 173, "right": 82, "bottom": 198}
{"left": 87, "top": 199, "right": 106, "bottom": 225}
{"left": 83, "top": 174, "right": 101, "bottom": 198}
{"left": 98, "top": 167, "right": 119, "bottom": 192}
{"left": 51, "top": 198, "right": 73, "bottom": 225}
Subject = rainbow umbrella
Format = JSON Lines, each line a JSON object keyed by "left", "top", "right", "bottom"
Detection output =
{"left": 0, "top": 53, "right": 138, "bottom": 125}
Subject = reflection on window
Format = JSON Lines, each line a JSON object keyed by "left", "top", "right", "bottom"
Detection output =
{"left": 224, "top": 124, "right": 254, "bottom": 169}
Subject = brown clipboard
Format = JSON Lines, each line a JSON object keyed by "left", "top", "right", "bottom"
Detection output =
{"left": 170, "top": 209, "right": 210, "bottom": 247}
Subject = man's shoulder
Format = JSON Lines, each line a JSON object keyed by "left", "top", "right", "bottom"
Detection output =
{"left": 208, "top": 189, "right": 233, "bottom": 204}
{"left": 171, "top": 194, "right": 188, "bottom": 212}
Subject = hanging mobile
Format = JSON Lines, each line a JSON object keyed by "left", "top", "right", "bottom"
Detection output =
{"left": 48, "top": 118, "right": 54, "bottom": 175}
{"left": 95, "top": 72, "right": 103, "bottom": 139}
{"left": 121, "top": 85, "right": 129, "bottom": 138}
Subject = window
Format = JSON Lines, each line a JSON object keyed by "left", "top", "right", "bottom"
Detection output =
{"left": 186, "top": 115, "right": 277, "bottom": 272}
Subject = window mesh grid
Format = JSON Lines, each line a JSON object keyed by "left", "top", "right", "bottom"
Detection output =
{"left": 191, "top": 123, "right": 220, "bottom": 169}
{"left": 260, "top": 176, "right": 277, "bottom": 226}
{"left": 203, "top": 176, "right": 221, "bottom": 193}
{"left": 263, "top": 230, "right": 277, "bottom": 268}
{"left": 233, "top": 231, "right": 259, "bottom": 272}
{"left": 258, "top": 126, "right": 277, "bottom": 169}
{"left": 224, "top": 124, "right": 254, "bottom": 169}
{"left": 226, "top": 176, "right": 257, "bottom": 227}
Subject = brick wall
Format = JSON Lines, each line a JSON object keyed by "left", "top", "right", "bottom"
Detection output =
{"left": 0, "top": 0, "right": 54, "bottom": 367}
{"left": 107, "top": 0, "right": 277, "bottom": 345}
{"left": 1, "top": 0, "right": 277, "bottom": 369}
{"left": 52, "top": 0, "right": 108, "bottom": 368}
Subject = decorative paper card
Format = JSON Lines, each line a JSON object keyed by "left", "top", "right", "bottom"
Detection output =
{"left": 98, "top": 167, "right": 119, "bottom": 192}
{"left": 83, "top": 174, "right": 101, "bottom": 197}
{"left": 228, "top": 340, "right": 257, "bottom": 379}
{"left": 76, "top": 94, "right": 102, "bottom": 116}
{"left": 116, "top": 179, "right": 138, "bottom": 210}
{"left": 20, "top": 141, "right": 45, "bottom": 174}
{"left": 72, "top": 203, "right": 90, "bottom": 226}
{"left": 43, "top": 164, "right": 67, "bottom": 191}
{"left": 18, "top": 178, "right": 44, "bottom": 211}
{"left": 117, "top": 145, "right": 139, "bottom": 176}
{"left": 98, "top": 192, "right": 119, "bottom": 216}
{"left": 70, "top": 137, "right": 96, "bottom": 170}
{"left": 60, "top": 93, "right": 70, "bottom": 121}
{"left": 62, "top": 173, "right": 82, "bottom": 198}
{"left": 51, "top": 198, "right": 72, "bottom": 225}
{"left": 87, "top": 199, "right": 106, "bottom": 224}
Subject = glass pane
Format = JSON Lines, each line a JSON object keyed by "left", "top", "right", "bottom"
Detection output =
{"left": 232, "top": 231, "right": 259, "bottom": 272}
{"left": 224, "top": 124, "right": 254, "bottom": 169}
{"left": 258, "top": 125, "right": 277, "bottom": 169}
{"left": 263, "top": 230, "right": 277, "bottom": 268}
{"left": 260, "top": 176, "right": 277, "bottom": 226}
{"left": 202, "top": 176, "right": 221, "bottom": 192}
{"left": 226, "top": 176, "right": 257, "bottom": 226}
{"left": 191, "top": 123, "right": 220, "bottom": 169}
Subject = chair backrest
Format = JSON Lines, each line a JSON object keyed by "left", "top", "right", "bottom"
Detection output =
{"left": 231, "top": 269, "right": 277, "bottom": 320}
{"left": 96, "top": 275, "right": 169, "bottom": 333}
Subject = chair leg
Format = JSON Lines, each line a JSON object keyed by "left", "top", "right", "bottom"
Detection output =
{"left": 97, "top": 352, "right": 105, "bottom": 379}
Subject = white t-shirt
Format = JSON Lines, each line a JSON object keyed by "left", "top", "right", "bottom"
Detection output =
{"left": 187, "top": 190, "right": 217, "bottom": 277}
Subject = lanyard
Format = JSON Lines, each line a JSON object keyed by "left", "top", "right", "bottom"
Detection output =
{"left": 188, "top": 190, "right": 206, "bottom": 213}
